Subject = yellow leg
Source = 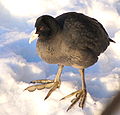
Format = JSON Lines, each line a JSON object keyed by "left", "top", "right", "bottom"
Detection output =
{"left": 25, "top": 65, "right": 64, "bottom": 100}
{"left": 60, "top": 69, "right": 87, "bottom": 111}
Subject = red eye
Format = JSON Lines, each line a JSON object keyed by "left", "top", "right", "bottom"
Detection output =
{"left": 35, "top": 26, "right": 45, "bottom": 34}
{"left": 39, "top": 26, "right": 45, "bottom": 31}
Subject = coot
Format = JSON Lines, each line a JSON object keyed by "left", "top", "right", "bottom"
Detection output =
{"left": 25, "top": 12, "right": 115, "bottom": 111}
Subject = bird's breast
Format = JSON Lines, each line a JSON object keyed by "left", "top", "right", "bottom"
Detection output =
{"left": 36, "top": 36, "right": 99, "bottom": 68}
{"left": 36, "top": 37, "right": 63, "bottom": 64}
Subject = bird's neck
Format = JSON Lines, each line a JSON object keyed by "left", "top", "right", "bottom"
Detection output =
{"left": 38, "top": 29, "right": 61, "bottom": 41}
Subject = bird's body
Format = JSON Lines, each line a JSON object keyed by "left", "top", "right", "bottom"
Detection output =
{"left": 26, "top": 12, "right": 115, "bottom": 111}
{"left": 37, "top": 12, "right": 110, "bottom": 68}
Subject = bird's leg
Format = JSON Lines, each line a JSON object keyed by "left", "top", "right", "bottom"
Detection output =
{"left": 60, "top": 69, "right": 87, "bottom": 111}
{"left": 25, "top": 65, "right": 64, "bottom": 100}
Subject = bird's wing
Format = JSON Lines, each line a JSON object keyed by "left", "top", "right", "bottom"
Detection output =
{"left": 90, "top": 17, "right": 115, "bottom": 43}
{"left": 57, "top": 12, "right": 110, "bottom": 55}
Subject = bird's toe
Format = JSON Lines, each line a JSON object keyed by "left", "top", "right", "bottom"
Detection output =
{"left": 60, "top": 89, "right": 87, "bottom": 111}
{"left": 30, "top": 79, "right": 54, "bottom": 84}
{"left": 25, "top": 79, "right": 61, "bottom": 99}
{"left": 24, "top": 82, "right": 54, "bottom": 92}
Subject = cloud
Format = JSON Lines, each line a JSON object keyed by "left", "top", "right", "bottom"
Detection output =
{"left": 115, "top": 0, "right": 120, "bottom": 15}
{"left": 0, "top": 0, "right": 75, "bottom": 17}
{"left": 0, "top": 2, "right": 31, "bottom": 32}
{"left": 80, "top": 0, "right": 120, "bottom": 37}
{"left": 1, "top": 0, "right": 119, "bottom": 35}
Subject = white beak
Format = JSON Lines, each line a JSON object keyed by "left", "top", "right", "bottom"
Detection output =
{"left": 29, "top": 29, "right": 39, "bottom": 44}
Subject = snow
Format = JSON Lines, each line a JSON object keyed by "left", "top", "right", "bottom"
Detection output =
{"left": 0, "top": 0, "right": 120, "bottom": 115}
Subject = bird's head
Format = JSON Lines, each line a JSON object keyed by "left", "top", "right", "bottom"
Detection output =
{"left": 29, "top": 15, "right": 60, "bottom": 43}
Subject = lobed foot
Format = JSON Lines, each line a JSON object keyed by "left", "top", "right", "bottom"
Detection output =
{"left": 25, "top": 79, "right": 61, "bottom": 100}
{"left": 60, "top": 89, "right": 87, "bottom": 111}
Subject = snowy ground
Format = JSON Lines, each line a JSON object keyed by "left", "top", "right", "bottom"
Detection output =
{"left": 0, "top": 0, "right": 120, "bottom": 115}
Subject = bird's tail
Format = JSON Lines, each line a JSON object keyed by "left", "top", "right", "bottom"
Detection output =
{"left": 109, "top": 38, "right": 116, "bottom": 43}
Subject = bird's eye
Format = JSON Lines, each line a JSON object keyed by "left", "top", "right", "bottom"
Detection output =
{"left": 39, "top": 26, "right": 45, "bottom": 31}
{"left": 35, "top": 26, "right": 45, "bottom": 34}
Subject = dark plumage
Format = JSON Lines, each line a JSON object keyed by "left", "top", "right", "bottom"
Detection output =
{"left": 25, "top": 12, "right": 115, "bottom": 111}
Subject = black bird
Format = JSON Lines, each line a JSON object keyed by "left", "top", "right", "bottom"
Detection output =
{"left": 25, "top": 12, "right": 115, "bottom": 111}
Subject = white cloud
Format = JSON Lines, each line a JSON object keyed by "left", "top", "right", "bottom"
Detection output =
{"left": 0, "top": 0, "right": 74, "bottom": 17}
{"left": 0, "top": 3, "right": 31, "bottom": 32}
{"left": 79, "top": 0, "right": 120, "bottom": 37}
{"left": 100, "top": 74, "right": 120, "bottom": 91}
{"left": 110, "top": 31, "right": 120, "bottom": 58}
